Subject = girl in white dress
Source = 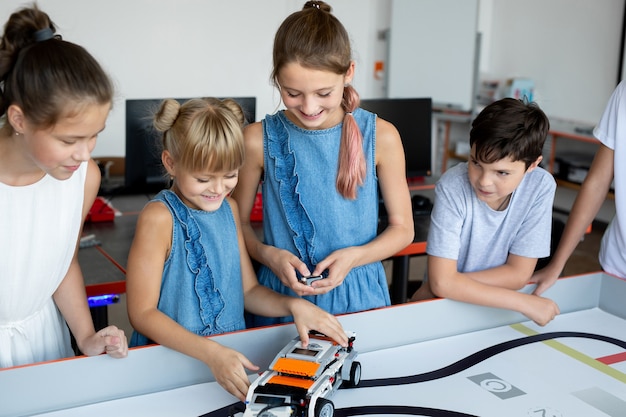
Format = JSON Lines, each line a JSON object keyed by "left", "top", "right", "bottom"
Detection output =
{"left": 0, "top": 5, "right": 127, "bottom": 368}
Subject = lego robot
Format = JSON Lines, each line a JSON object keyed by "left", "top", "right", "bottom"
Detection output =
{"left": 242, "top": 330, "right": 360, "bottom": 417}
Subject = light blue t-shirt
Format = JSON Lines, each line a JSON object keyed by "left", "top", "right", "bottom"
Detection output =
{"left": 427, "top": 162, "right": 556, "bottom": 273}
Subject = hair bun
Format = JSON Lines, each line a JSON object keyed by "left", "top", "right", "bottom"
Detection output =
{"left": 303, "top": 1, "right": 332, "bottom": 12}
{"left": 153, "top": 99, "right": 181, "bottom": 132}
{"left": 220, "top": 98, "right": 246, "bottom": 127}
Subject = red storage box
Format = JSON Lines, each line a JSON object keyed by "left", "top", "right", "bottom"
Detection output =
{"left": 86, "top": 197, "right": 115, "bottom": 222}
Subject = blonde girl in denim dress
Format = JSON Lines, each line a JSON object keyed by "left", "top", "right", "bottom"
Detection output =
{"left": 232, "top": 1, "right": 415, "bottom": 326}
{"left": 126, "top": 98, "right": 348, "bottom": 401}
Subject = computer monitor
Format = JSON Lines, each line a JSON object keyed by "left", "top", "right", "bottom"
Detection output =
{"left": 124, "top": 97, "right": 256, "bottom": 193}
{"left": 360, "top": 98, "right": 432, "bottom": 179}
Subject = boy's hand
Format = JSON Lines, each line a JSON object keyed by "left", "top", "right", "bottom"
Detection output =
{"left": 522, "top": 295, "right": 560, "bottom": 326}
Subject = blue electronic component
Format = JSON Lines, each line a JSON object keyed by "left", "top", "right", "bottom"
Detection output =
{"left": 87, "top": 294, "right": 120, "bottom": 308}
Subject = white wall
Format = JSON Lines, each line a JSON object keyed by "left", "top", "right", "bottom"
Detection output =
{"left": 479, "top": 0, "right": 624, "bottom": 125}
{"left": 0, "top": 0, "right": 386, "bottom": 157}
{"left": 1, "top": 0, "right": 624, "bottom": 157}
{"left": 387, "top": 0, "right": 479, "bottom": 111}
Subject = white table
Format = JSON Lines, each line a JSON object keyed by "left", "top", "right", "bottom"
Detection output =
{"left": 2, "top": 272, "right": 625, "bottom": 417}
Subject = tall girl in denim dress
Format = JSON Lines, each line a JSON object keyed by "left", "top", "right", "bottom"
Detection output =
{"left": 232, "top": 1, "right": 415, "bottom": 326}
{"left": 125, "top": 97, "right": 348, "bottom": 401}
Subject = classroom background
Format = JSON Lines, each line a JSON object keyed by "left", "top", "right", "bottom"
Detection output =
{"left": 0, "top": 0, "right": 622, "bottom": 158}
{"left": 3, "top": 3, "right": 625, "bottom": 414}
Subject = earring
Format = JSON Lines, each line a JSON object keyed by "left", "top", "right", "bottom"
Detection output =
{"left": 14, "top": 131, "right": 20, "bottom": 136}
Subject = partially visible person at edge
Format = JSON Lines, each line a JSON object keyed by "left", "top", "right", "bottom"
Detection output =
{"left": 410, "top": 98, "right": 560, "bottom": 326}
{"left": 533, "top": 81, "right": 626, "bottom": 293}
{"left": 231, "top": 0, "right": 414, "bottom": 326}
{"left": 126, "top": 97, "right": 348, "bottom": 401}
{"left": 0, "top": 4, "right": 127, "bottom": 368}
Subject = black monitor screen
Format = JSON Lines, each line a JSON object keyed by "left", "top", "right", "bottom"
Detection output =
{"left": 124, "top": 97, "right": 256, "bottom": 193}
{"left": 360, "top": 98, "right": 432, "bottom": 179}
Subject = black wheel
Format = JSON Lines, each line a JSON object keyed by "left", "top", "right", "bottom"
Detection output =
{"left": 314, "top": 398, "right": 334, "bottom": 417}
{"left": 349, "top": 361, "right": 361, "bottom": 387}
{"left": 350, "top": 362, "right": 361, "bottom": 387}
{"left": 342, "top": 361, "right": 361, "bottom": 388}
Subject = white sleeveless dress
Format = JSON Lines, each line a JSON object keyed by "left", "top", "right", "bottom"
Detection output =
{"left": 0, "top": 163, "right": 86, "bottom": 368}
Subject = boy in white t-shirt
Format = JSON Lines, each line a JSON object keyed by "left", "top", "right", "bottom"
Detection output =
{"left": 410, "top": 98, "right": 560, "bottom": 326}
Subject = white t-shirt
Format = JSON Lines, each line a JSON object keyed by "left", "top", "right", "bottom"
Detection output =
{"left": 594, "top": 80, "right": 626, "bottom": 278}
{"left": 427, "top": 162, "right": 555, "bottom": 273}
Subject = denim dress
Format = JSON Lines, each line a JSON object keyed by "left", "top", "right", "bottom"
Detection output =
{"left": 250, "top": 108, "right": 390, "bottom": 327}
{"left": 130, "top": 190, "right": 245, "bottom": 347}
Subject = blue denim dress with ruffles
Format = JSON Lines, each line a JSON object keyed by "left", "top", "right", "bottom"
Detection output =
{"left": 249, "top": 108, "right": 390, "bottom": 327}
{"left": 130, "top": 190, "right": 245, "bottom": 347}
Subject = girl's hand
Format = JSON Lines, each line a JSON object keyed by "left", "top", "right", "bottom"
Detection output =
{"left": 264, "top": 246, "right": 316, "bottom": 296}
{"left": 288, "top": 299, "right": 348, "bottom": 348}
{"left": 308, "top": 247, "right": 360, "bottom": 294}
{"left": 79, "top": 325, "right": 128, "bottom": 359}
{"left": 206, "top": 343, "right": 259, "bottom": 401}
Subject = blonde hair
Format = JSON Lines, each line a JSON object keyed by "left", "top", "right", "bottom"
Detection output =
{"left": 272, "top": 1, "right": 364, "bottom": 199}
{"left": 154, "top": 98, "right": 245, "bottom": 174}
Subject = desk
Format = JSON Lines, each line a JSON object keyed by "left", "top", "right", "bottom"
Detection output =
{"left": 380, "top": 214, "right": 430, "bottom": 304}
{"left": 546, "top": 118, "right": 599, "bottom": 178}
{"left": 3, "top": 272, "right": 625, "bottom": 417}
{"left": 386, "top": 177, "right": 438, "bottom": 304}
{"left": 79, "top": 194, "right": 149, "bottom": 328}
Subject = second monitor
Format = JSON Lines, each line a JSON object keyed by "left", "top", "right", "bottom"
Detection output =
{"left": 125, "top": 97, "right": 256, "bottom": 194}
{"left": 360, "top": 97, "right": 432, "bottom": 180}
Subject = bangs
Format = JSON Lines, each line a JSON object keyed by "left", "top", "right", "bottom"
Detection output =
{"left": 177, "top": 120, "right": 245, "bottom": 174}
{"left": 474, "top": 140, "right": 512, "bottom": 164}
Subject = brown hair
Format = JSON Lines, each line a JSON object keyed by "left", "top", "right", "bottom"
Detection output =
{"left": 272, "top": 1, "right": 364, "bottom": 199}
{"left": 154, "top": 98, "right": 246, "bottom": 174}
{"left": 470, "top": 98, "right": 550, "bottom": 169}
{"left": 0, "top": 4, "right": 113, "bottom": 133}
